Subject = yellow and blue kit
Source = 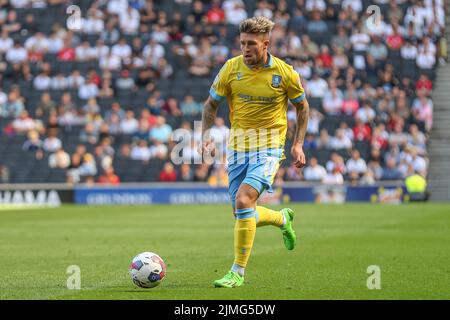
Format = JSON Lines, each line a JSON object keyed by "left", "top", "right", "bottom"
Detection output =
{"left": 209, "top": 53, "right": 305, "bottom": 207}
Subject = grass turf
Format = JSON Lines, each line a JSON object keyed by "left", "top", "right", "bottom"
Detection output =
{"left": 0, "top": 203, "right": 449, "bottom": 300}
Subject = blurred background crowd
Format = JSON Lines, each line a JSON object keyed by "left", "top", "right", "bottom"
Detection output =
{"left": 0, "top": 0, "right": 447, "bottom": 186}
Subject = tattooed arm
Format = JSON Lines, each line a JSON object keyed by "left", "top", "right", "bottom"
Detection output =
{"left": 199, "top": 96, "right": 221, "bottom": 156}
{"left": 290, "top": 98, "right": 310, "bottom": 168}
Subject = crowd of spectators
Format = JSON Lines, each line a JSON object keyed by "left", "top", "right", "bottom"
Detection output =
{"left": 0, "top": 0, "right": 447, "bottom": 185}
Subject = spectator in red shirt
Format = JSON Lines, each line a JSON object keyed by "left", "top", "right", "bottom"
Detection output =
{"left": 341, "top": 88, "right": 360, "bottom": 115}
{"left": 353, "top": 119, "right": 372, "bottom": 141}
{"left": 97, "top": 166, "right": 121, "bottom": 185}
{"left": 316, "top": 44, "right": 333, "bottom": 69}
{"left": 159, "top": 162, "right": 177, "bottom": 182}
{"left": 140, "top": 109, "right": 158, "bottom": 128}
{"left": 57, "top": 40, "right": 75, "bottom": 61}
{"left": 387, "top": 113, "right": 404, "bottom": 132}
{"left": 371, "top": 124, "right": 389, "bottom": 150}
{"left": 162, "top": 97, "right": 182, "bottom": 117}
{"left": 87, "top": 69, "right": 102, "bottom": 87}
{"left": 386, "top": 24, "right": 404, "bottom": 51}
{"left": 415, "top": 74, "right": 432, "bottom": 96}
{"left": 206, "top": 0, "right": 225, "bottom": 24}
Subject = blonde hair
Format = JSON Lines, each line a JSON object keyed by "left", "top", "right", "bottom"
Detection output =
{"left": 239, "top": 16, "right": 275, "bottom": 36}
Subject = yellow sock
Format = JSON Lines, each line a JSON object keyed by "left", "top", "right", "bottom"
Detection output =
{"left": 256, "top": 206, "right": 284, "bottom": 228}
{"left": 233, "top": 209, "right": 256, "bottom": 268}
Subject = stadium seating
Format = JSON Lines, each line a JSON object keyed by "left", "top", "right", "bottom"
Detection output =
{"left": 0, "top": 0, "right": 444, "bottom": 185}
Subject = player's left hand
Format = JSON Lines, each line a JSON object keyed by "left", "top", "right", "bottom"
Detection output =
{"left": 291, "top": 143, "right": 306, "bottom": 168}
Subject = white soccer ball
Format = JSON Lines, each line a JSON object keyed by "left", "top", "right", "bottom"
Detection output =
{"left": 129, "top": 252, "right": 166, "bottom": 288}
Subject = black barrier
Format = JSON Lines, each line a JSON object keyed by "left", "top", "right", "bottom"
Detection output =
{"left": 0, "top": 188, "right": 74, "bottom": 205}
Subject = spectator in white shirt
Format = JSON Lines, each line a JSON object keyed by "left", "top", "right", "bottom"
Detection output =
{"left": 6, "top": 42, "right": 28, "bottom": 64}
{"left": 82, "top": 9, "right": 105, "bottom": 34}
{"left": 307, "top": 73, "right": 329, "bottom": 98}
{"left": 143, "top": 39, "right": 165, "bottom": 68}
{"left": 67, "top": 70, "right": 85, "bottom": 88}
{"left": 342, "top": 0, "right": 362, "bottom": 13}
{"left": 304, "top": 157, "right": 327, "bottom": 181}
{"left": 0, "top": 30, "right": 13, "bottom": 54}
{"left": 401, "top": 41, "right": 418, "bottom": 60}
{"left": 338, "top": 121, "right": 354, "bottom": 141}
{"left": 107, "top": 0, "right": 129, "bottom": 15}
{"left": 355, "top": 102, "right": 376, "bottom": 124}
{"left": 75, "top": 41, "right": 93, "bottom": 62}
{"left": 149, "top": 140, "right": 168, "bottom": 160}
{"left": 0, "top": 90, "right": 7, "bottom": 113}
{"left": 222, "top": 0, "right": 244, "bottom": 13}
{"left": 78, "top": 80, "right": 99, "bottom": 100}
{"left": 130, "top": 140, "right": 152, "bottom": 161}
{"left": 92, "top": 39, "right": 109, "bottom": 60}
{"left": 24, "top": 32, "right": 49, "bottom": 53}
{"left": 330, "top": 129, "right": 353, "bottom": 150}
{"left": 12, "top": 111, "right": 36, "bottom": 134}
{"left": 47, "top": 33, "right": 64, "bottom": 54}
{"left": 305, "top": 0, "right": 326, "bottom": 12}
{"left": 120, "top": 111, "right": 139, "bottom": 135}
{"left": 322, "top": 88, "right": 343, "bottom": 115}
{"left": 322, "top": 168, "right": 344, "bottom": 185}
{"left": 411, "top": 150, "right": 427, "bottom": 177}
{"left": 210, "top": 117, "right": 230, "bottom": 155}
{"left": 346, "top": 149, "right": 367, "bottom": 176}
{"left": 151, "top": 24, "right": 170, "bottom": 44}
{"left": 99, "top": 51, "right": 122, "bottom": 71}
{"left": 112, "top": 38, "right": 132, "bottom": 61}
{"left": 50, "top": 74, "right": 69, "bottom": 90}
{"left": 120, "top": 6, "right": 140, "bottom": 35}
{"left": 10, "top": 0, "right": 30, "bottom": 8}
{"left": 306, "top": 108, "right": 324, "bottom": 135}
{"left": 43, "top": 132, "right": 62, "bottom": 153}
{"left": 350, "top": 27, "right": 370, "bottom": 52}
{"left": 418, "top": 37, "right": 436, "bottom": 56}
{"left": 33, "top": 72, "right": 52, "bottom": 91}
{"left": 416, "top": 48, "right": 436, "bottom": 69}
{"left": 225, "top": 1, "right": 248, "bottom": 25}
{"left": 254, "top": 0, "right": 273, "bottom": 19}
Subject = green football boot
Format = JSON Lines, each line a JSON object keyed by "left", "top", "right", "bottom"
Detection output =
{"left": 213, "top": 271, "right": 244, "bottom": 288}
{"left": 280, "top": 208, "right": 297, "bottom": 250}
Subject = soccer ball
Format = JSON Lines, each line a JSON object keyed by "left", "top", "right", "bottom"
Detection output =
{"left": 129, "top": 252, "right": 166, "bottom": 288}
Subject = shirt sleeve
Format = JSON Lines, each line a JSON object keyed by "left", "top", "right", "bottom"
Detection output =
{"left": 209, "top": 61, "right": 230, "bottom": 102}
{"left": 287, "top": 67, "right": 306, "bottom": 104}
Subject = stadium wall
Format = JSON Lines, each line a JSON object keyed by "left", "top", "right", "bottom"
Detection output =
{"left": 0, "top": 182, "right": 408, "bottom": 206}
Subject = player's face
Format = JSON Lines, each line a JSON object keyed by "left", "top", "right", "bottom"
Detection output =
{"left": 240, "top": 33, "right": 269, "bottom": 66}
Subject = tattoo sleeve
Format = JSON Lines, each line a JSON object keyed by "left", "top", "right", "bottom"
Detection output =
{"left": 202, "top": 96, "right": 220, "bottom": 140}
{"left": 292, "top": 98, "right": 310, "bottom": 146}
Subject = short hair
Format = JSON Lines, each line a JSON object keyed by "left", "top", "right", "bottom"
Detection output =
{"left": 239, "top": 16, "right": 275, "bottom": 36}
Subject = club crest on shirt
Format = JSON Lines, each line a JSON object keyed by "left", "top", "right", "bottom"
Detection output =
{"left": 271, "top": 75, "right": 282, "bottom": 87}
{"left": 236, "top": 72, "right": 242, "bottom": 80}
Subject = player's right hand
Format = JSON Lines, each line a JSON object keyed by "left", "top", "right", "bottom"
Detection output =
{"left": 198, "top": 140, "right": 216, "bottom": 158}
{"left": 291, "top": 143, "right": 306, "bottom": 168}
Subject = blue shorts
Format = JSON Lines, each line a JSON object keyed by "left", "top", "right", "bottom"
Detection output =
{"left": 227, "top": 148, "right": 284, "bottom": 208}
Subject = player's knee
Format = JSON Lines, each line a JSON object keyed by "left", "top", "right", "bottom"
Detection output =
{"left": 235, "top": 194, "right": 254, "bottom": 210}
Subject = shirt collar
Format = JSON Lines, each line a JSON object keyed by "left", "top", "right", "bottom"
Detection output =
{"left": 263, "top": 52, "right": 273, "bottom": 68}
{"left": 245, "top": 52, "right": 274, "bottom": 70}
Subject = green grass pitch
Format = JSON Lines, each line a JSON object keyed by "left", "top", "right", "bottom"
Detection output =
{"left": 0, "top": 203, "right": 449, "bottom": 300}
